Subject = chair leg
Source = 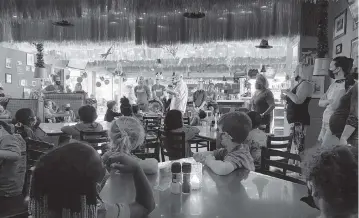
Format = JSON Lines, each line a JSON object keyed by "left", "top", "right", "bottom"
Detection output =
{"left": 196, "top": 143, "right": 199, "bottom": 152}
{"left": 161, "top": 148, "right": 165, "bottom": 162}
{"left": 206, "top": 141, "right": 209, "bottom": 151}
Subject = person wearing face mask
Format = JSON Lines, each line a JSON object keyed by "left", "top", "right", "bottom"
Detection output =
{"left": 318, "top": 56, "right": 354, "bottom": 143}
{"left": 63, "top": 103, "right": 76, "bottom": 123}
{"left": 282, "top": 64, "right": 314, "bottom": 161}
{"left": 0, "top": 105, "right": 11, "bottom": 119}
{"left": 192, "top": 78, "right": 207, "bottom": 112}
{"left": 301, "top": 145, "right": 358, "bottom": 218}
{"left": 43, "top": 75, "right": 65, "bottom": 93}
{"left": 193, "top": 112, "right": 255, "bottom": 175}
{"left": 323, "top": 66, "right": 358, "bottom": 147}
{"left": 249, "top": 74, "right": 275, "bottom": 133}
{"left": 165, "top": 73, "right": 188, "bottom": 114}
{"left": 134, "top": 76, "right": 151, "bottom": 112}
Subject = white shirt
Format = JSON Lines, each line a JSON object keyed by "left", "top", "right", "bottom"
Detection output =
{"left": 322, "top": 79, "right": 346, "bottom": 123}
{"left": 170, "top": 80, "right": 188, "bottom": 113}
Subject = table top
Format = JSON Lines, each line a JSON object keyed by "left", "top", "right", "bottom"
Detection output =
{"left": 195, "top": 126, "right": 217, "bottom": 141}
{"left": 100, "top": 158, "right": 319, "bottom": 218}
{"left": 39, "top": 121, "right": 109, "bottom": 136}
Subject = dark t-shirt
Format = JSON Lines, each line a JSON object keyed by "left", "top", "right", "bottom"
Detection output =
{"left": 193, "top": 90, "right": 207, "bottom": 108}
{"left": 251, "top": 89, "right": 274, "bottom": 125}
{"left": 152, "top": 84, "right": 165, "bottom": 98}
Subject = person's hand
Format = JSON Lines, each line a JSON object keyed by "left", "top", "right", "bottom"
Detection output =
{"left": 193, "top": 153, "right": 206, "bottom": 163}
{"left": 339, "top": 138, "right": 348, "bottom": 146}
{"left": 106, "top": 153, "right": 141, "bottom": 174}
{"left": 204, "top": 155, "right": 215, "bottom": 165}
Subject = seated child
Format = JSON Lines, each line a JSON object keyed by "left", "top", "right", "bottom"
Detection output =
{"left": 61, "top": 105, "right": 103, "bottom": 141}
{"left": 244, "top": 111, "right": 267, "bottom": 169}
{"left": 0, "top": 105, "right": 11, "bottom": 119}
{"left": 104, "top": 100, "right": 122, "bottom": 122}
{"left": 103, "top": 116, "right": 158, "bottom": 174}
{"left": 193, "top": 112, "right": 255, "bottom": 175}
{"left": 190, "top": 109, "right": 207, "bottom": 126}
{"left": 44, "top": 100, "right": 57, "bottom": 123}
{"left": 63, "top": 103, "right": 76, "bottom": 123}
{"left": 0, "top": 121, "right": 27, "bottom": 216}
{"left": 14, "top": 108, "right": 41, "bottom": 140}
{"left": 120, "top": 97, "right": 133, "bottom": 117}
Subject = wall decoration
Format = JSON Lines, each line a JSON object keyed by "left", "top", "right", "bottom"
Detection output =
{"left": 96, "top": 82, "right": 102, "bottom": 87}
{"left": 335, "top": 44, "right": 343, "bottom": 54}
{"left": 17, "top": 66, "right": 23, "bottom": 74}
{"left": 351, "top": 37, "right": 358, "bottom": 64}
{"left": 348, "top": 0, "right": 358, "bottom": 26}
{"left": 26, "top": 53, "right": 34, "bottom": 66}
{"left": 334, "top": 9, "right": 347, "bottom": 39}
{"left": 26, "top": 66, "right": 31, "bottom": 71}
{"left": 300, "top": 48, "right": 317, "bottom": 66}
{"left": 32, "top": 81, "right": 37, "bottom": 86}
{"left": 19, "top": 79, "right": 27, "bottom": 86}
{"left": 354, "top": 21, "right": 358, "bottom": 30}
{"left": 312, "top": 75, "right": 325, "bottom": 98}
{"left": 5, "top": 58, "right": 11, "bottom": 68}
{"left": 5, "top": 73, "right": 12, "bottom": 84}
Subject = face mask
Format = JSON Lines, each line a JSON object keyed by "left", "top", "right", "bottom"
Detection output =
{"left": 295, "top": 75, "right": 301, "bottom": 82}
{"left": 328, "top": 67, "right": 339, "bottom": 79}
{"left": 55, "top": 81, "right": 61, "bottom": 85}
{"left": 65, "top": 108, "right": 70, "bottom": 111}
{"left": 0, "top": 93, "right": 4, "bottom": 97}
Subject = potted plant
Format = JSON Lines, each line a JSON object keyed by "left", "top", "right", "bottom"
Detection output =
{"left": 34, "top": 43, "right": 47, "bottom": 78}
{"left": 313, "top": 0, "right": 331, "bottom": 75}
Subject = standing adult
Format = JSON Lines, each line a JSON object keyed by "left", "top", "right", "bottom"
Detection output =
{"left": 192, "top": 79, "right": 207, "bottom": 111}
{"left": 43, "top": 75, "right": 65, "bottom": 93}
{"left": 152, "top": 78, "right": 166, "bottom": 100}
{"left": 166, "top": 73, "right": 188, "bottom": 114}
{"left": 206, "top": 83, "right": 218, "bottom": 112}
{"left": 282, "top": 64, "right": 314, "bottom": 159}
{"left": 249, "top": 74, "right": 275, "bottom": 133}
{"left": 318, "top": 56, "right": 353, "bottom": 143}
{"left": 134, "top": 76, "right": 151, "bottom": 112}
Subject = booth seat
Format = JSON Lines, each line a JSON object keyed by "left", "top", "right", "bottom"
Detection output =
{"left": 5, "top": 98, "right": 44, "bottom": 122}
{"left": 44, "top": 93, "right": 87, "bottom": 118}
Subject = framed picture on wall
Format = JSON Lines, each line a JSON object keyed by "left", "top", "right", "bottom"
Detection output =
{"left": 26, "top": 53, "right": 34, "bottom": 66}
{"left": 335, "top": 43, "right": 343, "bottom": 54}
{"left": 312, "top": 75, "right": 325, "bottom": 99}
{"left": 5, "top": 73, "right": 12, "bottom": 84}
{"left": 19, "top": 79, "right": 27, "bottom": 87}
{"left": 5, "top": 58, "right": 11, "bottom": 69}
{"left": 351, "top": 37, "right": 358, "bottom": 60}
{"left": 334, "top": 9, "right": 347, "bottom": 39}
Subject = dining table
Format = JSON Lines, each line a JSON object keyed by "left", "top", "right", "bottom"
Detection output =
{"left": 100, "top": 158, "right": 319, "bottom": 218}
{"left": 39, "top": 121, "right": 109, "bottom": 136}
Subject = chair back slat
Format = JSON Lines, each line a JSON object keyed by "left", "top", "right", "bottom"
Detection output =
{"left": 266, "top": 135, "right": 292, "bottom": 150}
{"left": 266, "top": 149, "right": 302, "bottom": 162}
{"left": 159, "top": 129, "right": 186, "bottom": 161}
{"left": 183, "top": 117, "right": 190, "bottom": 125}
{"left": 80, "top": 131, "right": 109, "bottom": 154}
{"left": 132, "top": 132, "right": 160, "bottom": 161}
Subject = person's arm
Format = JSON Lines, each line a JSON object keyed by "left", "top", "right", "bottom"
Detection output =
{"left": 134, "top": 87, "right": 138, "bottom": 98}
{"left": 340, "top": 85, "right": 358, "bottom": 144}
{"left": 318, "top": 90, "right": 330, "bottom": 107}
{"left": 193, "top": 151, "right": 214, "bottom": 162}
{"left": 205, "top": 156, "right": 236, "bottom": 176}
{"left": 190, "top": 116, "right": 200, "bottom": 126}
{"left": 0, "top": 135, "right": 21, "bottom": 161}
{"left": 285, "top": 82, "right": 312, "bottom": 104}
{"left": 0, "top": 150, "right": 20, "bottom": 161}
{"left": 139, "top": 158, "right": 158, "bottom": 174}
{"left": 329, "top": 89, "right": 346, "bottom": 110}
{"left": 145, "top": 86, "right": 151, "bottom": 100}
{"left": 262, "top": 90, "right": 275, "bottom": 116}
{"left": 183, "top": 126, "right": 200, "bottom": 141}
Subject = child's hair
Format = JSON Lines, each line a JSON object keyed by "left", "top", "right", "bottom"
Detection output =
{"left": 109, "top": 116, "right": 145, "bottom": 154}
{"left": 218, "top": 112, "right": 252, "bottom": 144}
{"left": 78, "top": 105, "right": 97, "bottom": 123}
{"left": 106, "top": 100, "right": 117, "bottom": 110}
{"left": 198, "top": 110, "right": 207, "bottom": 119}
{"left": 247, "top": 111, "right": 261, "bottom": 129}
{"left": 120, "top": 97, "right": 132, "bottom": 116}
{"left": 15, "top": 108, "right": 36, "bottom": 126}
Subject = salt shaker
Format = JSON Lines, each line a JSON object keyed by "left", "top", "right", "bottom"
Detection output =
{"left": 182, "top": 162, "right": 192, "bottom": 194}
{"left": 171, "top": 162, "right": 182, "bottom": 194}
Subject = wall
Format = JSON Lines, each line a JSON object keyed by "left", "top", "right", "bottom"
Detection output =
{"left": 0, "top": 46, "right": 35, "bottom": 98}
{"left": 329, "top": 0, "right": 358, "bottom": 59}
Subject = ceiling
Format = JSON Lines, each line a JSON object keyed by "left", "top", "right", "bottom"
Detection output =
{"left": 0, "top": 0, "right": 304, "bottom": 43}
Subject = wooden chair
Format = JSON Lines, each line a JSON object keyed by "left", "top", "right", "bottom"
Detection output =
{"left": 143, "top": 116, "right": 161, "bottom": 135}
{"left": 133, "top": 131, "right": 160, "bottom": 162}
{"left": 80, "top": 130, "right": 110, "bottom": 154}
{"left": 159, "top": 129, "right": 186, "bottom": 161}
{"left": 189, "top": 137, "right": 210, "bottom": 152}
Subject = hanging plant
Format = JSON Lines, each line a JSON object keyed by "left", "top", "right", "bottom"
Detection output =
{"left": 96, "top": 82, "right": 102, "bottom": 87}
{"left": 35, "top": 43, "right": 45, "bottom": 68}
{"left": 317, "top": 0, "right": 329, "bottom": 58}
{"left": 104, "top": 79, "right": 110, "bottom": 85}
